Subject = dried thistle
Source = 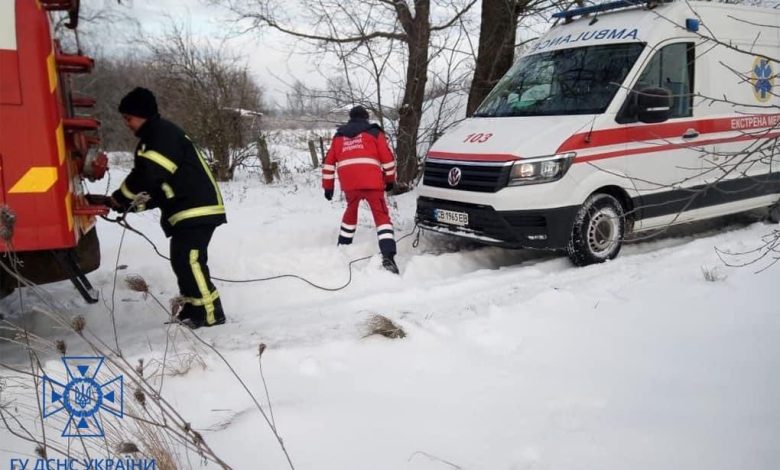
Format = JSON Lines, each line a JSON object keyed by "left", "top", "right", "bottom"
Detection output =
{"left": 258, "top": 343, "right": 267, "bottom": 359}
{"left": 132, "top": 192, "right": 151, "bottom": 207}
{"left": 0, "top": 206, "right": 16, "bottom": 242}
{"left": 55, "top": 340, "right": 67, "bottom": 355}
{"left": 71, "top": 315, "right": 86, "bottom": 333}
{"left": 117, "top": 441, "right": 140, "bottom": 454}
{"left": 701, "top": 265, "right": 727, "bottom": 282}
{"left": 35, "top": 444, "right": 47, "bottom": 458}
{"left": 364, "top": 314, "right": 406, "bottom": 339}
{"left": 135, "top": 358, "right": 144, "bottom": 377}
{"left": 125, "top": 275, "right": 150, "bottom": 295}
{"left": 134, "top": 388, "right": 146, "bottom": 407}
{"left": 170, "top": 296, "right": 187, "bottom": 317}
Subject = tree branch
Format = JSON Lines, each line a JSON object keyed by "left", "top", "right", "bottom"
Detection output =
{"left": 431, "top": 0, "right": 478, "bottom": 32}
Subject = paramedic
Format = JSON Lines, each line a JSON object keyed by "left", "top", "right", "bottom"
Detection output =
{"left": 322, "top": 106, "right": 399, "bottom": 274}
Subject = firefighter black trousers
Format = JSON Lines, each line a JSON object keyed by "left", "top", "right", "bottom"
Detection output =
{"left": 169, "top": 225, "right": 224, "bottom": 326}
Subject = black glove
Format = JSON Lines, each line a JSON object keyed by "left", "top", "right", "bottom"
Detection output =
{"left": 324, "top": 189, "right": 334, "bottom": 201}
{"left": 384, "top": 182, "right": 395, "bottom": 193}
{"left": 86, "top": 194, "right": 125, "bottom": 212}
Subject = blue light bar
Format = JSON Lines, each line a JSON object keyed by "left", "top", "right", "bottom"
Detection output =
{"left": 552, "top": 0, "right": 649, "bottom": 20}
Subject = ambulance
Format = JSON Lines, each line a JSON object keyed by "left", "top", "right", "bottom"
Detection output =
{"left": 416, "top": 0, "right": 780, "bottom": 265}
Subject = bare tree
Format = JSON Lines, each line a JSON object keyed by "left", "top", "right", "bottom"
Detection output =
{"left": 213, "top": 0, "right": 478, "bottom": 186}
{"left": 466, "top": 0, "right": 555, "bottom": 116}
{"left": 74, "top": 54, "right": 149, "bottom": 151}
{"left": 145, "top": 22, "right": 265, "bottom": 181}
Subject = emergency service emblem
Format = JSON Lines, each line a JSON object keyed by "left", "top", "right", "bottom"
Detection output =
{"left": 448, "top": 167, "right": 462, "bottom": 187}
{"left": 751, "top": 56, "right": 774, "bottom": 103}
{"left": 41, "top": 356, "right": 124, "bottom": 437}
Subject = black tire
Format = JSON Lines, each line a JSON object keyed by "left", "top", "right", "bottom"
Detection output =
{"left": 566, "top": 193, "right": 626, "bottom": 266}
{"left": 0, "top": 261, "right": 14, "bottom": 299}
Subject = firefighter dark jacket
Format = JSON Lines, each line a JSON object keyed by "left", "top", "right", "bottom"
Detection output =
{"left": 113, "top": 116, "right": 227, "bottom": 237}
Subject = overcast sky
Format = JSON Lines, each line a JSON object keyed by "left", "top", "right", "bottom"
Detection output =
{"left": 87, "top": 0, "right": 780, "bottom": 110}
{"left": 84, "top": 0, "right": 326, "bottom": 107}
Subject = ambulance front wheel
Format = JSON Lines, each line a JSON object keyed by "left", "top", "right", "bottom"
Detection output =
{"left": 566, "top": 193, "right": 626, "bottom": 266}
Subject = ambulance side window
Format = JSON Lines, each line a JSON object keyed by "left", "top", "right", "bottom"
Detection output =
{"left": 620, "top": 42, "right": 695, "bottom": 122}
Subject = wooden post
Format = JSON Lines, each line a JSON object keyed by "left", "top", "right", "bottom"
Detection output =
{"left": 257, "top": 136, "right": 274, "bottom": 184}
{"left": 308, "top": 140, "right": 319, "bottom": 169}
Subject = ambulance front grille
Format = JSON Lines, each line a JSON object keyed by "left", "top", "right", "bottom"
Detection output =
{"left": 422, "top": 160, "right": 511, "bottom": 192}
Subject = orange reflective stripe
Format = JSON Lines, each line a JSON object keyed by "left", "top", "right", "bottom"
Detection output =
{"left": 9, "top": 167, "right": 58, "bottom": 193}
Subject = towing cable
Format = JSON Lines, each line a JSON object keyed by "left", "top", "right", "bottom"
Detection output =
{"left": 100, "top": 210, "right": 422, "bottom": 292}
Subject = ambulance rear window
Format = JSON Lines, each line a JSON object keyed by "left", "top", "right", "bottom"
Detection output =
{"left": 474, "top": 43, "right": 644, "bottom": 117}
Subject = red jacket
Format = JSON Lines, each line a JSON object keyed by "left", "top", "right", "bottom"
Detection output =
{"left": 322, "top": 119, "right": 396, "bottom": 191}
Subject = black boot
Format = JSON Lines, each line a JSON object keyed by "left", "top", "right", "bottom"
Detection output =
{"left": 175, "top": 304, "right": 195, "bottom": 322}
{"left": 382, "top": 255, "right": 399, "bottom": 274}
{"left": 177, "top": 299, "right": 226, "bottom": 329}
{"left": 179, "top": 315, "right": 226, "bottom": 330}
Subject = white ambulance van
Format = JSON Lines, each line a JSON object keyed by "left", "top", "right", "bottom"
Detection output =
{"left": 416, "top": 0, "right": 780, "bottom": 265}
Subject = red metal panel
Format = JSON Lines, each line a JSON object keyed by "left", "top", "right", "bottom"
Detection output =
{"left": 64, "top": 117, "right": 99, "bottom": 131}
{"left": 0, "top": 50, "right": 21, "bottom": 104}
{"left": 56, "top": 53, "right": 93, "bottom": 73}
{"left": 0, "top": 153, "right": 5, "bottom": 205}
{"left": 71, "top": 95, "right": 96, "bottom": 108}
{"left": 0, "top": 0, "right": 73, "bottom": 253}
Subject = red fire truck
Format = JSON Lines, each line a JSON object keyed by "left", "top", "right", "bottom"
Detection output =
{"left": 1, "top": 0, "right": 108, "bottom": 303}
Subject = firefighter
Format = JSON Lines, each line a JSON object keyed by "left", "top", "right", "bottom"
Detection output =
{"left": 108, "top": 87, "right": 227, "bottom": 328}
{"left": 322, "top": 106, "right": 399, "bottom": 274}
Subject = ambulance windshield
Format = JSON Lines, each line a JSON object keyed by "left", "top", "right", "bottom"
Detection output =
{"left": 474, "top": 43, "right": 644, "bottom": 117}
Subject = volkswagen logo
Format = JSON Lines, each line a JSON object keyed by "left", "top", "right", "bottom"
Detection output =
{"left": 447, "top": 167, "right": 462, "bottom": 187}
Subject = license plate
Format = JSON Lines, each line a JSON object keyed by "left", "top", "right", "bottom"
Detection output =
{"left": 434, "top": 208, "right": 469, "bottom": 227}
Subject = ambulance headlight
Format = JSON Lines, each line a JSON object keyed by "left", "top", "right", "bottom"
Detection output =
{"left": 508, "top": 152, "right": 575, "bottom": 186}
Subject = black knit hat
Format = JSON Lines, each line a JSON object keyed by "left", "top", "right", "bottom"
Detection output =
{"left": 348, "top": 105, "right": 369, "bottom": 120}
{"left": 118, "top": 87, "right": 159, "bottom": 119}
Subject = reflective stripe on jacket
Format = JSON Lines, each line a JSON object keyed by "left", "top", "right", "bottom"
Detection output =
{"left": 113, "top": 116, "right": 226, "bottom": 237}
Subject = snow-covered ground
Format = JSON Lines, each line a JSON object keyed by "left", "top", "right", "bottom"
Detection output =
{"left": 1, "top": 136, "right": 779, "bottom": 469}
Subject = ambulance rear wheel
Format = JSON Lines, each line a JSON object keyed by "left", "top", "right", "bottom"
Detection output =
{"left": 566, "top": 193, "right": 626, "bottom": 266}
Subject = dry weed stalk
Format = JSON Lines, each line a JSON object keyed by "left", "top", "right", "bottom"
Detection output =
{"left": 364, "top": 314, "right": 407, "bottom": 339}
{"left": 701, "top": 265, "right": 727, "bottom": 282}
{"left": 0, "top": 261, "right": 234, "bottom": 468}
{"left": 117, "top": 441, "right": 140, "bottom": 453}
{"left": 126, "top": 275, "right": 151, "bottom": 297}
{"left": 0, "top": 205, "right": 16, "bottom": 242}
{"left": 716, "top": 229, "right": 780, "bottom": 273}
{"left": 126, "top": 278, "right": 296, "bottom": 469}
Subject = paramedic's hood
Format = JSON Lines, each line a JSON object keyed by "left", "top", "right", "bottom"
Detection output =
{"left": 429, "top": 116, "right": 596, "bottom": 161}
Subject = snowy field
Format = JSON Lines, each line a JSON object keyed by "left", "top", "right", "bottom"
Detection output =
{"left": 1, "top": 135, "right": 779, "bottom": 469}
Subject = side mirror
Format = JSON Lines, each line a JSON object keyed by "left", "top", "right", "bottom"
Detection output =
{"left": 636, "top": 87, "right": 672, "bottom": 123}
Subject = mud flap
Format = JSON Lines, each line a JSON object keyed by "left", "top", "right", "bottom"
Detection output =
{"left": 0, "top": 227, "right": 101, "bottom": 302}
